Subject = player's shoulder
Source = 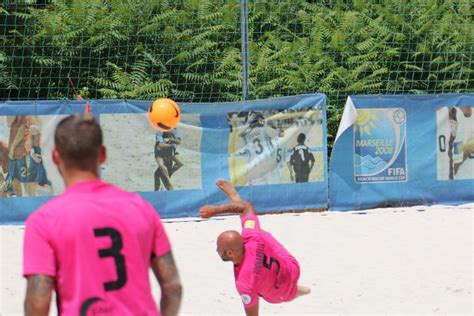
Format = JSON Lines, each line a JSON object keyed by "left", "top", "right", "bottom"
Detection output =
{"left": 107, "top": 183, "right": 155, "bottom": 209}
{"left": 236, "top": 276, "right": 255, "bottom": 293}
{"left": 236, "top": 256, "right": 257, "bottom": 285}
{"left": 241, "top": 227, "right": 261, "bottom": 247}
{"left": 295, "top": 144, "right": 309, "bottom": 150}
{"left": 155, "top": 131, "right": 164, "bottom": 140}
{"left": 123, "top": 188, "right": 161, "bottom": 219}
{"left": 25, "top": 194, "right": 64, "bottom": 227}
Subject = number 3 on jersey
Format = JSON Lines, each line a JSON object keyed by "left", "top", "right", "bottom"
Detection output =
{"left": 94, "top": 227, "right": 127, "bottom": 291}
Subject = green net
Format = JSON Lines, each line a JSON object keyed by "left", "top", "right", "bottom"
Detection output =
{"left": 1, "top": 0, "right": 473, "bottom": 140}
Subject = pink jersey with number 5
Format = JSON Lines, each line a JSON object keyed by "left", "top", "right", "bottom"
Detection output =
{"left": 23, "top": 179, "right": 171, "bottom": 316}
{"left": 233, "top": 214, "right": 300, "bottom": 308}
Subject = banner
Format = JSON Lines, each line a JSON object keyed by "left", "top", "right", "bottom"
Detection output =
{"left": 329, "top": 94, "right": 474, "bottom": 211}
{"left": 0, "top": 95, "right": 328, "bottom": 223}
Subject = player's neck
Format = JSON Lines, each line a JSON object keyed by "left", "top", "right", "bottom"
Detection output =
{"left": 62, "top": 170, "right": 100, "bottom": 188}
{"left": 233, "top": 249, "right": 245, "bottom": 265}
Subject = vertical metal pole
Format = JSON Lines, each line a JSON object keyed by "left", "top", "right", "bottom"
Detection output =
{"left": 240, "top": 0, "right": 249, "bottom": 100}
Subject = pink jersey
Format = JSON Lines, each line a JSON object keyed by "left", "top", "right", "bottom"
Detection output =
{"left": 23, "top": 179, "right": 171, "bottom": 316}
{"left": 233, "top": 214, "right": 300, "bottom": 308}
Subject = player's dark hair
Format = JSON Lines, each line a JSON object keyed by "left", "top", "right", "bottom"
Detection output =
{"left": 297, "top": 133, "right": 306, "bottom": 144}
{"left": 54, "top": 114, "right": 103, "bottom": 171}
{"left": 248, "top": 112, "right": 265, "bottom": 128}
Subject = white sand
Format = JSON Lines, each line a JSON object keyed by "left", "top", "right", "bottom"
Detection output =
{"left": 1, "top": 204, "right": 473, "bottom": 315}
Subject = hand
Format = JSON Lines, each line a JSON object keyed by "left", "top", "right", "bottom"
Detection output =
{"left": 463, "top": 136, "right": 474, "bottom": 156}
{"left": 29, "top": 125, "right": 41, "bottom": 135}
{"left": 199, "top": 205, "right": 216, "bottom": 218}
{"left": 8, "top": 149, "right": 14, "bottom": 160}
{"left": 0, "top": 177, "right": 12, "bottom": 193}
{"left": 0, "top": 180, "right": 7, "bottom": 192}
{"left": 31, "top": 153, "right": 42, "bottom": 163}
{"left": 290, "top": 173, "right": 294, "bottom": 181}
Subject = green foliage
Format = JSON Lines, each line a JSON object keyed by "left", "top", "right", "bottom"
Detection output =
{"left": 0, "top": 0, "right": 472, "bottom": 147}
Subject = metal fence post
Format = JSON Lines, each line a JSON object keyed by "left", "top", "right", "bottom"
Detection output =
{"left": 240, "top": 0, "right": 249, "bottom": 100}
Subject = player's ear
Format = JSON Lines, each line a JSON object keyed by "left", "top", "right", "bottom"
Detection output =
{"left": 52, "top": 148, "right": 60, "bottom": 166}
{"left": 99, "top": 146, "right": 106, "bottom": 164}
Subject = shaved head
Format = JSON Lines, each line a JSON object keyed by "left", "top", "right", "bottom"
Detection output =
{"left": 217, "top": 230, "right": 243, "bottom": 249}
{"left": 216, "top": 230, "right": 244, "bottom": 263}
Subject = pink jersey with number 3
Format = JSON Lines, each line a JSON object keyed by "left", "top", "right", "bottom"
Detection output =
{"left": 23, "top": 179, "right": 171, "bottom": 316}
{"left": 233, "top": 214, "right": 300, "bottom": 308}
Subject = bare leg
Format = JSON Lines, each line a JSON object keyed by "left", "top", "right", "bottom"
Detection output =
{"left": 12, "top": 179, "right": 22, "bottom": 197}
{"left": 216, "top": 179, "right": 241, "bottom": 202}
{"left": 0, "top": 173, "right": 6, "bottom": 198}
{"left": 293, "top": 285, "right": 311, "bottom": 300}
{"left": 154, "top": 167, "right": 162, "bottom": 191}
{"left": 25, "top": 182, "right": 37, "bottom": 197}
{"left": 163, "top": 158, "right": 175, "bottom": 190}
{"left": 156, "top": 156, "right": 173, "bottom": 190}
{"left": 169, "top": 154, "right": 184, "bottom": 176}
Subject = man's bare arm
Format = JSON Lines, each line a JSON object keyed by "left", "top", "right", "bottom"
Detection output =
{"left": 245, "top": 302, "right": 259, "bottom": 316}
{"left": 9, "top": 125, "right": 25, "bottom": 159}
{"left": 170, "top": 138, "right": 182, "bottom": 145}
{"left": 200, "top": 201, "right": 256, "bottom": 218}
{"left": 151, "top": 252, "right": 182, "bottom": 316}
{"left": 24, "top": 274, "right": 54, "bottom": 316}
{"left": 158, "top": 142, "right": 172, "bottom": 149}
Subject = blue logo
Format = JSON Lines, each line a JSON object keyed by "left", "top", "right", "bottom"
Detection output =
{"left": 353, "top": 108, "right": 407, "bottom": 183}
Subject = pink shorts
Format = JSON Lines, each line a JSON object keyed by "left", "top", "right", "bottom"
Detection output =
{"left": 285, "top": 257, "right": 301, "bottom": 301}
{"left": 266, "top": 257, "right": 300, "bottom": 304}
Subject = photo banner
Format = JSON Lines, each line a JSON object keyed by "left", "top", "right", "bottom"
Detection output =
{"left": 329, "top": 94, "right": 474, "bottom": 211}
{"left": 0, "top": 94, "right": 328, "bottom": 223}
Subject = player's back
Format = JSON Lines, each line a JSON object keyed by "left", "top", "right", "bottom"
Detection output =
{"left": 24, "top": 179, "right": 169, "bottom": 315}
{"left": 291, "top": 144, "right": 312, "bottom": 169}
{"left": 255, "top": 229, "right": 298, "bottom": 302}
{"left": 242, "top": 126, "right": 279, "bottom": 182}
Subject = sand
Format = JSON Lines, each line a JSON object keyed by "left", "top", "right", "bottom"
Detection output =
{"left": 1, "top": 204, "right": 473, "bottom": 315}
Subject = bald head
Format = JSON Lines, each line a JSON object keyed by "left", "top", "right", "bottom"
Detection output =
{"left": 216, "top": 230, "right": 244, "bottom": 263}
{"left": 217, "top": 230, "right": 243, "bottom": 249}
{"left": 459, "top": 106, "right": 472, "bottom": 118}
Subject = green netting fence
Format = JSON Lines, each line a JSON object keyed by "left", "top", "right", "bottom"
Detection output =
{"left": 1, "top": 0, "right": 473, "bottom": 143}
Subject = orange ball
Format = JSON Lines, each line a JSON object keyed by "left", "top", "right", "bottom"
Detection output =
{"left": 147, "top": 98, "right": 181, "bottom": 132}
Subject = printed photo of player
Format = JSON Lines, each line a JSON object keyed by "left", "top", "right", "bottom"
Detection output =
{"left": 154, "top": 129, "right": 184, "bottom": 191}
{"left": 228, "top": 107, "right": 324, "bottom": 186}
{"left": 232, "top": 111, "right": 280, "bottom": 186}
{"left": 436, "top": 106, "right": 474, "bottom": 180}
{"left": 101, "top": 113, "right": 202, "bottom": 192}
{"left": 289, "top": 133, "right": 315, "bottom": 183}
{"left": 0, "top": 140, "right": 10, "bottom": 198}
{"left": 0, "top": 116, "right": 53, "bottom": 197}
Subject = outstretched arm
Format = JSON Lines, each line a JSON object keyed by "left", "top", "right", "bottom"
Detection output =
{"left": 151, "top": 252, "right": 182, "bottom": 316}
{"left": 200, "top": 201, "right": 256, "bottom": 219}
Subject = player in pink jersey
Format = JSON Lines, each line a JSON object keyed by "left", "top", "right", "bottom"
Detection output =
{"left": 23, "top": 114, "right": 182, "bottom": 316}
{"left": 199, "top": 179, "right": 310, "bottom": 316}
